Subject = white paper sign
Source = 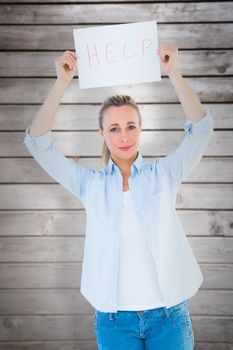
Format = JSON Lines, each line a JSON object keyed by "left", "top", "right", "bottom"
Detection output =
{"left": 73, "top": 20, "right": 161, "bottom": 89}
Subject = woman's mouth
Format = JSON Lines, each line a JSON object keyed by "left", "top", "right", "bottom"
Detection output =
{"left": 119, "top": 145, "right": 132, "bottom": 152}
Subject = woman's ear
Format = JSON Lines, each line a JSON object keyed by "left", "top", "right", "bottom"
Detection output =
{"left": 98, "top": 128, "right": 104, "bottom": 140}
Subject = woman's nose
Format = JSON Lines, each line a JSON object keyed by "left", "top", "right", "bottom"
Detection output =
{"left": 121, "top": 135, "right": 129, "bottom": 142}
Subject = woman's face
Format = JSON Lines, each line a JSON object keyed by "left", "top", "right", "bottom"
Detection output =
{"left": 98, "top": 105, "right": 141, "bottom": 160}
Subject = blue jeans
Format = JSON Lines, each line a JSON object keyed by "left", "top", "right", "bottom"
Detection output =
{"left": 93, "top": 300, "right": 194, "bottom": 349}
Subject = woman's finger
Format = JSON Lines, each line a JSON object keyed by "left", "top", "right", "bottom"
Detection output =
{"left": 61, "top": 58, "right": 73, "bottom": 67}
{"left": 66, "top": 50, "right": 77, "bottom": 58}
{"left": 160, "top": 49, "right": 176, "bottom": 57}
{"left": 70, "top": 52, "right": 78, "bottom": 60}
{"left": 63, "top": 53, "right": 76, "bottom": 65}
{"left": 160, "top": 44, "right": 177, "bottom": 50}
{"left": 160, "top": 50, "right": 171, "bottom": 59}
{"left": 161, "top": 49, "right": 177, "bottom": 56}
{"left": 61, "top": 58, "right": 74, "bottom": 69}
{"left": 159, "top": 46, "right": 177, "bottom": 55}
{"left": 64, "top": 53, "right": 76, "bottom": 62}
{"left": 66, "top": 55, "right": 76, "bottom": 66}
{"left": 65, "top": 51, "right": 77, "bottom": 62}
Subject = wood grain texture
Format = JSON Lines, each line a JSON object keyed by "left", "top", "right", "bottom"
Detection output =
{"left": 1, "top": 78, "right": 233, "bottom": 103}
{"left": 0, "top": 343, "right": 231, "bottom": 350}
{"left": 0, "top": 315, "right": 232, "bottom": 342}
{"left": 0, "top": 209, "right": 233, "bottom": 237}
{"left": 0, "top": 289, "right": 232, "bottom": 316}
{"left": 0, "top": 236, "right": 232, "bottom": 263}
{"left": 0, "top": 263, "right": 232, "bottom": 289}
{"left": 0, "top": 24, "right": 233, "bottom": 50}
{"left": 0, "top": 129, "right": 230, "bottom": 157}
{"left": 0, "top": 51, "right": 232, "bottom": 77}
{"left": 1, "top": 157, "right": 233, "bottom": 182}
{"left": 0, "top": 183, "right": 233, "bottom": 210}
{"left": 0, "top": 3, "right": 232, "bottom": 23}
{"left": 0, "top": 0, "right": 226, "bottom": 2}
{"left": 0, "top": 1, "right": 232, "bottom": 348}
{"left": 0, "top": 104, "right": 232, "bottom": 129}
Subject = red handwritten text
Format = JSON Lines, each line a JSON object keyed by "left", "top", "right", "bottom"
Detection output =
{"left": 86, "top": 38, "right": 153, "bottom": 68}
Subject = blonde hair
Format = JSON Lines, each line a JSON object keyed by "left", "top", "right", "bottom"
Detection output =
{"left": 98, "top": 95, "right": 142, "bottom": 167}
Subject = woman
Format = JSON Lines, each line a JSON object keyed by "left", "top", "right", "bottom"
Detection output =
{"left": 24, "top": 45, "right": 214, "bottom": 349}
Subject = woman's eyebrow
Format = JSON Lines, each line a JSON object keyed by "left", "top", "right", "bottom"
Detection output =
{"left": 109, "top": 121, "right": 136, "bottom": 127}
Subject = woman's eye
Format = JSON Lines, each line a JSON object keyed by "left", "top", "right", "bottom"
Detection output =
{"left": 110, "top": 126, "right": 136, "bottom": 132}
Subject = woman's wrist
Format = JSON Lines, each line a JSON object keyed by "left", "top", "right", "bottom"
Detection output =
{"left": 168, "top": 69, "right": 183, "bottom": 82}
{"left": 55, "top": 78, "right": 70, "bottom": 90}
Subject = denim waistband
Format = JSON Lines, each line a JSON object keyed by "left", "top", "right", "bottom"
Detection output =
{"left": 95, "top": 300, "right": 188, "bottom": 319}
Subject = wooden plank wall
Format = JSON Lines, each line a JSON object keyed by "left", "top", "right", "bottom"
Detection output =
{"left": 0, "top": 1, "right": 233, "bottom": 349}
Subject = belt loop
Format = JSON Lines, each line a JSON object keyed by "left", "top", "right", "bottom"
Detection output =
{"left": 163, "top": 307, "right": 170, "bottom": 318}
{"left": 109, "top": 312, "right": 114, "bottom": 320}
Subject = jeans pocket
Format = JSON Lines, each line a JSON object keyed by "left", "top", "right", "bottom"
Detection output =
{"left": 184, "top": 310, "right": 194, "bottom": 340}
{"left": 171, "top": 300, "right": 188, "bottom": 312}
{"left": 171, "top": 303, "right": 194, "bottom": 340}
{"left": 93, "top": 312, "right": 98, "bottom": 337}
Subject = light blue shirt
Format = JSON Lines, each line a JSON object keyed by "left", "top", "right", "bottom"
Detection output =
{"left": 23, "top": 108, "right": 214, "bottom": 312}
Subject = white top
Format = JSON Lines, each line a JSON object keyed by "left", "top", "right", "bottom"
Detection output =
{"left": 117, "top": 190, "right": 165, "bottom": 310}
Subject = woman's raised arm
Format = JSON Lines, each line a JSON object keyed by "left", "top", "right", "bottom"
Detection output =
{"left": 23, "top": 50, "right": 95, "bottom": 206}
{"left": 29, "top": 50, "right": 77, "bottom": 136}
{"left": 157, "top": 43, "right": 205, "bottom": 121}
{"left": 156, "top": 44, "right": 214, "bottom": 189}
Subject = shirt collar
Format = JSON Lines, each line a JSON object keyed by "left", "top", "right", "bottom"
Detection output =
{"left": 106, "top": 150, "right": 144, "bottom": 175}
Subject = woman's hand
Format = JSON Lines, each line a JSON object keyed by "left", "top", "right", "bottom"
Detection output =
{"left": 157, "top": 44, "right": 181, "bottom": 76}
{"left": 55, "top": 50, "right": 78, "bottom": 86}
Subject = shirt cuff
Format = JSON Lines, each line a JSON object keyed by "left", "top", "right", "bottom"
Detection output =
{"left": 23, "top": 127, "right": 53, "bottom": 151}
{"left": 183, "top": 108, "right": 214, "bottom": 135}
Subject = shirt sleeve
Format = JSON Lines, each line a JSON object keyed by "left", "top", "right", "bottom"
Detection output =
{"left": 23, "top": 127, "right": 95, "bottom": 206}
{"left": 158, "top": 108, "right": 214, "bottom": 189}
